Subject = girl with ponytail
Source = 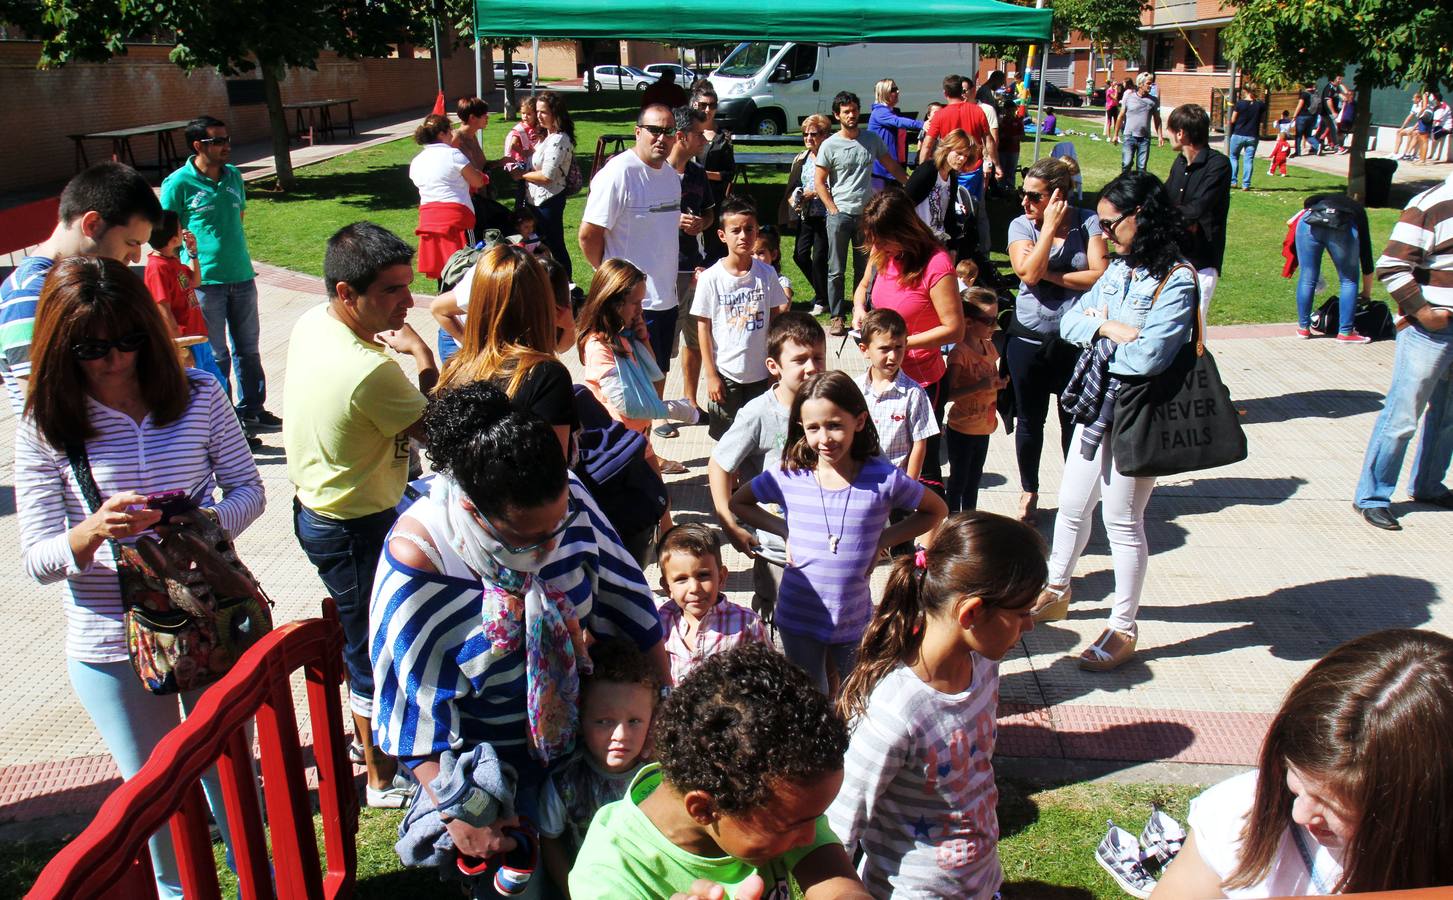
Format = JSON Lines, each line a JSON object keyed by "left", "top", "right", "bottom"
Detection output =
{"left": 828, "top": 511, "right": 1047, "bottom": 899}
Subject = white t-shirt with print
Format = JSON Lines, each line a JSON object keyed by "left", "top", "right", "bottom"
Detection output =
{"left": 409, "top": 143, "right": 473, "bottom": 208}
{"left": 582, "top": 150, "right": 682, "bottom": 311}
{"left": 690, "top": 258, "right": 789, "bottom": 383}
{"left": 1188, "top": 770, "right": 1344, "bottom": 897}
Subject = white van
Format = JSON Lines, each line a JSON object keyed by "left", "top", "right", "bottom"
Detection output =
{"left": 711, "top": 42, "right": 979, "bottom": 135}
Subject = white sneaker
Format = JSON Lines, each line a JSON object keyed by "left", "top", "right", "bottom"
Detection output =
{"left": 810, "top": 302, "right": 825, "bottom": 316}
{"left": 1139, "top": 806, "right": 1186, "bottom": 870}
{"left": 1096, "top": 821, "right": 1158, "bottom": 898}
{"left": 366, "top": 772, "right": 417, "bottom": 809}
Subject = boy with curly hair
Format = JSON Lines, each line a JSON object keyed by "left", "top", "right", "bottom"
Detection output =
{"left": 569, "top": 644, "right": 869, "bottom": 898}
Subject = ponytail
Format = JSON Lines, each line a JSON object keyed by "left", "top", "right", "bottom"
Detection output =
{"left": 839, "top": 554, "right": 927, "bottom": 723}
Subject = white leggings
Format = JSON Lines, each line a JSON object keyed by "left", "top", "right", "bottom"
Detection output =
{"left": 1047, "top": 424, "right": 1157, "bottom": 634}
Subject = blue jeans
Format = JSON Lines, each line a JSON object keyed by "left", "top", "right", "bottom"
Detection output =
{"left": 825, "top": 211, "right": 865, "bottom": 320}
{"left": 437, "top": 327, "right": 460, "bottom": 366}
{"left": 1355, "top": 322, "right": 1453, "bottom": 508}
{"left": 778, "top": 629, "right": 860, "bottom": 696}
{"left": 1295, "top": 115, "right": 1320, "bottom": 156}
{"left": 1295, "top": 220, "right": 1361, "bottom": 334}
{"left": 1227, "top": 135, "right": 1259, "bottom": 189}
{"left": 1121, "top": 135, "right": 1150, "bottom": 171}
{"left": 195, "top": 279, "right": 265, "bottom": 414}
{"left": 68, "top": 658, "right": 252, "bottom": 899}
{"left": 533, "top": 191, "right": 572, "bottom": 282}
{"left": 293, "top": 500, "right": 398, "bottom": 717}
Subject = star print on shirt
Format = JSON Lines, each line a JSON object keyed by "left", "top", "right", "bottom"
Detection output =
{"left": 912, "top": 815, "right": 934, "bottom": 841}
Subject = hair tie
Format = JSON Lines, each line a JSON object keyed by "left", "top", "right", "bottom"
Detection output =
{"left": 913, "top": 547, "right": 928, "bottom": 570}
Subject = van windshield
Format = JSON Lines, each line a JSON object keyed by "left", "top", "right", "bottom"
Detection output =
{"left": 716, "top": 42, "right": 786, "bottom": 78}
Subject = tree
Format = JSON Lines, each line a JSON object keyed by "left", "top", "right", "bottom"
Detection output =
{"left": 1222, "top": 0, "right": 1453, "bottom": 201}
{"left": 14, "top": 0, "right": 455, "bottom": 190}
{"left": 1054, "top": 0, "right": 1149, "bottom": 93}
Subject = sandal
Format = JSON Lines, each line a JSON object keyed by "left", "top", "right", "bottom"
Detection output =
{"left": 658, "top": 459, "right": 689, "bottom": 476}
{"left": 1078, "top": 626, "right": 1138, "bottom": 672}
{"left": 1018, "top": 492, "right": 1039, "bottom": 526}
{"left": 1031, "top": 583, "right": 1072, "bottom": 623}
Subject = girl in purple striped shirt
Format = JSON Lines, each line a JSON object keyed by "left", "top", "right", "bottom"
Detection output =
{"left": 729, "top": 371, "right": 946, "bottom": 694}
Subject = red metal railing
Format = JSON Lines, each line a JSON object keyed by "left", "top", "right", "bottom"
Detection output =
{"left": 28, "top": 601, "right": 358, "bottom": 899}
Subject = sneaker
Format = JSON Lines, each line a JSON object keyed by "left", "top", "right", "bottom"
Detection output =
{"left": 493, "top": 826, "right": 540, "bottom": 895}
{"left": 1139, "top": 806, "right": 1187, "bottom": 870}
{"left": 1096, "top": 821, "right": 1158, "bottom": 898}
{"left": 348, "top": 739, "right": 366, "bottom": 766}
{"left": 1336, "top": 331, "right": 1371, "bottom": 344}
{"left": 365, "top": 772, "right": 417, "bottom": 809}
{"left": 245, "top": 433, "right": 264, "bottom": 452}
{"left": 239, "top": 408, "right": 283, "bottom": 430}
{"left": 810, "top": 302, "right": 825, "bottom": 316}
{"left": 1295, "top": 327, "right": 1312, "bottom": 339}
{"left": 1079, "top": 626, "right": 1138, "bottom": 672}
{"left": 1031, "top": 584, "right": 1072, "bottom": 623}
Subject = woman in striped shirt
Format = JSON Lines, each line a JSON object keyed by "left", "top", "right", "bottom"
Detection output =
{"left": 15, "top": 257, "right": 264, "bottom": 899}
{"left": 372, "top": 381, "right": 664, "bottom": 863}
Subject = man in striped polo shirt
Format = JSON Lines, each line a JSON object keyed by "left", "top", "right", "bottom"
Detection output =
{"left": 0, "top": 162, "right": 161, "bottom": 418}
{"left": 1353, "top": 172, "right": 1453, "bottom": 531}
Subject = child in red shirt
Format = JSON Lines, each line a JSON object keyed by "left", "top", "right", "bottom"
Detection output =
{"left": 144, "top": 211, "right": 228, "bottom": 387}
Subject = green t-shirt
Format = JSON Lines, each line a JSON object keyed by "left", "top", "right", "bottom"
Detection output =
{"left": 160, "top": 160, "right": 254, "bottom": 285}
{"left": 815, "top": 131, "right": 890, "bottom": 215}
{"left": 569, "top": 763, "right": 840, "bottom": 899}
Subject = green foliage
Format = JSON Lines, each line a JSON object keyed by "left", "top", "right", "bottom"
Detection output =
{"left": 1222, "top": 0, "right": 1453, "bottom": 91}
{"left": 1054, "top": 0, "right": 1150, "bottom": 60}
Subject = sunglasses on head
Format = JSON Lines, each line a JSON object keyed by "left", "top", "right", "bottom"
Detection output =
{"left": 637, "top": 123, "right": 675, "bottom": 137}
{"left": 73, "top": 332, "right": 147, "bottom": 361}
{"left": 197, "top": 136, "right": 231, "bottom": 146}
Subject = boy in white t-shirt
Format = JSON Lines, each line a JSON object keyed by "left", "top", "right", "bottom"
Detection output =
{"left": 692, "top": 195, "right": 791, "bottom": 439}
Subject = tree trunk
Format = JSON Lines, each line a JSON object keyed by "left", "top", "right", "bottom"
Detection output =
{"left": 502, "top": 43, "right": 517, "bottom": 117}
{"left": 1346, "top": 68, "right": 1374, "bottom": 203}
{"left": 259, "top": 62, "right": 295, "bottom": 191}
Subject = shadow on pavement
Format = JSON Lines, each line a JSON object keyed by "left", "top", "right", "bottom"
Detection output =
{"left": 1235, "top": 387, "right": 1385, "bottom": 424}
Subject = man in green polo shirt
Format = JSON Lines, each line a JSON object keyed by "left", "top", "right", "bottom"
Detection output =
{"left": 161, "top": 115, "right": 279, "bottom": 432}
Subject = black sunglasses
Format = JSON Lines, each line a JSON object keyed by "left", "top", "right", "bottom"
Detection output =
{"left": 637, "top": 123, "right": 675, "bottom": 137}
{"left": 1019, "top": 189, "right": 1045, "bottom": 203}
{"left": 696, "top": 101, "right": 718, "bottom": 109}
{"left": 73, "top": 332, "right": 147, "bottom": 361}
{"left": 197, "top": 136, "right": 231, "bottom": 146}
{"left": 803, "top": 130, "right": 824, "bottom": 138}
{"left": 1099, "top": 207, "right": 1139, "bottom": 235}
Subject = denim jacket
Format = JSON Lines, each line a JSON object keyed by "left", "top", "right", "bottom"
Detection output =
{"left": 1059, "top": 258, "right": 1196, "bottom": 377}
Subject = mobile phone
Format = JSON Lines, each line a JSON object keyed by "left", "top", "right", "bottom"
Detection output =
{"left": 146, "top": 490, "right": 195, "bottom": 522}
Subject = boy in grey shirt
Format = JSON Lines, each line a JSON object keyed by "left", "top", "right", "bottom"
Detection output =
{"left": 814, "top": 91, "right": 908, "bottom": 335}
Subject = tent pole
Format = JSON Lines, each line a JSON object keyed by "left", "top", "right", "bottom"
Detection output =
{"left": 533, "top": 37, "right": 540, "bottom": 94}
{"left": 1032, "top": 43, "right": 1050, "bottom": 161}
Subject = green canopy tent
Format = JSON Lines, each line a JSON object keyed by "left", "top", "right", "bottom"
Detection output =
{"left": 470, "top": 0, "right": 1052, "bottom": 44}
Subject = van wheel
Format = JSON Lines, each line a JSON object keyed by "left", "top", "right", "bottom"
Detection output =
{"left": 751, "top": 111, "right": 786, "bottom": 136}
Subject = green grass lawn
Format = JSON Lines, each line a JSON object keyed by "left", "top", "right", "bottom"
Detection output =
{"left": 242, "top": 94, "right": 1390, "bottom": 326}
{"left": 0, "top": 777, "right": 1201, "bottom": 899}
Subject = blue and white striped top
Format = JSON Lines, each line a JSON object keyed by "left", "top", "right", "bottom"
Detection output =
{"left": 16, "top": 372, "right": 266, "bottom": 663}
{"left": 371, "top": 473, "right": 663, "bottom": 764}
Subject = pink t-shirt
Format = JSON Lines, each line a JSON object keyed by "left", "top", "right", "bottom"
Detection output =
{"left": 872, "top": 248, "right": 954, "bottom": 386}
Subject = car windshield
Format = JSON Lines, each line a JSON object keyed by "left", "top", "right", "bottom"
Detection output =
{"left": 716, "top": 42, "right": 785, "bottom": 78}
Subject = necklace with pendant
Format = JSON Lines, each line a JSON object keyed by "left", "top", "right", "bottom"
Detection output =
{"left": 816, "top": 470, "right": 851, "bottom": 554}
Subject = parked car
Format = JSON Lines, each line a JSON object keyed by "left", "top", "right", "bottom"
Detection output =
{"left": 590, "top": 65, "right": 654, "bottom": 91}
{"left": 492, "top": 60, "right": 533, "bottom": 88}
{"left": 1032, "top": 82, "right": 1085, "bottom": 108}
{"left": 643, "top": 63, "right": 698, "bottom": 85}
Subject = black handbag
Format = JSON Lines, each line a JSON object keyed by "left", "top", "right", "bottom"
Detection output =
{"left": 1110, "top": 266, "right": 1248, "bottom": 477}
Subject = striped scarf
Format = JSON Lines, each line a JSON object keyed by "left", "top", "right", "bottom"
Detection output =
{"left": 1061, "top": 337, "right": 1123, "bottom": 460}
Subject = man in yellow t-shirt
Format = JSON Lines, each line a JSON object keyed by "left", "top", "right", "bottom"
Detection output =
{"left": 283, "top": 222, "right": 437, "bottom": 809}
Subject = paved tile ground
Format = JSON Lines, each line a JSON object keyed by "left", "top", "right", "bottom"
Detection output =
{"left": 2, "top": 113, "right": 1449, "bottom": 829}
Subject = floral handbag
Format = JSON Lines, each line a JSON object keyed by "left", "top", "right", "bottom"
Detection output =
{"left": 67, "top": 445, "right": 273, "bottom": 695}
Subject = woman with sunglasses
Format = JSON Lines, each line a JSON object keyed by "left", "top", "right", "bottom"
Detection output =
{"left": 1004, "top": 156, "right": 1109, "bottom": 525}
{"left": 868, "top": 78, "right": 923, "bottom": 192}
{"left": 692, "top": 84, "right": 736, "bottom": 262}
{"left": 1032, "top": 170, "right": 1195, "bottom": 673}
{"left": 16, "top": 257, "right": 263, "bottom": 898}
{"left": 782, "top": 113, "right": 833, "bottom": 314}
{"left": 372, "top": 380, "right": 667, "bottom": 867}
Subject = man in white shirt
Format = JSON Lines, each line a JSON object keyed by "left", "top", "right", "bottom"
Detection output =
{"left": 579, "top": 103, "right": 683, "bottom": 381}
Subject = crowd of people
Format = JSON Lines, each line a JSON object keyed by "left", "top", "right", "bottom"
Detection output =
{"left": 3, "top": 63, "right": 1453, "bottom": 899}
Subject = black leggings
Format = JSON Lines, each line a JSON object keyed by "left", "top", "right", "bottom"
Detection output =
{"left": 793, "top": 215, "right": 829, "bottom": 307}
{"left": 1004, "top": 334, "right": 1077, "bottom": 494}
{"left": 945, "top": 430, "right": 991, "bottom": 512}
{"left": 920, "top": 376, "right": 949, "bottom": 485}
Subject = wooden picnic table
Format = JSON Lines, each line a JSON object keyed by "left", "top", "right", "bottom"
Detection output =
{"left": 68, "top": 120, "right": 192, "bottom": 176}
{"left": 283, "top": 98, "right": 358, "bottom": 145}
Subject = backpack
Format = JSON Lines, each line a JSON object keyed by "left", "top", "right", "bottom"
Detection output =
{"left": 1310, "top": 296, "right": 1396, "bottom": 340}
{"left": 572, "top": 386, "right": 667, "bottom": 540}
{"left": 439, "top": 229, "right": 506, "bottom": 291}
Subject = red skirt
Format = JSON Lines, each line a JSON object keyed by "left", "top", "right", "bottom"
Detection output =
{"left": 415, "top": 202, "right": 475, "bottom": 280}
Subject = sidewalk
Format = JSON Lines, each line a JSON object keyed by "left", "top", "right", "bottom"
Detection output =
{"left": 2, "top": 123, "right": 1450, "bottom": 835}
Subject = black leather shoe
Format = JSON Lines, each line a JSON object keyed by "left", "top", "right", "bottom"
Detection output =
{"left": 1354, "top": 504, "right": 1401, "bottom": 531}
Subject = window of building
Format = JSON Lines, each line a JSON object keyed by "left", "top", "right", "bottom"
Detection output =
{"left": 1150, "top": 34, "right": 1175, "bottom": 72}
{"left": 1213, "top": 29, "right": 1230, "bottom": 72}
{"left": 1182, "top": 31, "right": 1200, "bottom": 70}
